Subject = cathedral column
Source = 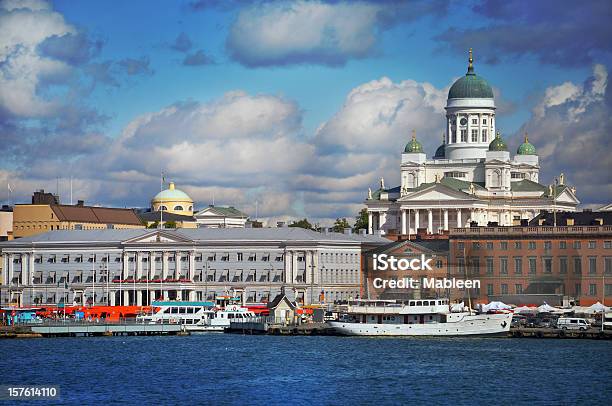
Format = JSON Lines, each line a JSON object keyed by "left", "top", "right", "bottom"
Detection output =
{"left": 401, "top": 209, "right": 407, "bottom": 235}
{"left": 368, "top": 212, "right": 373, "bottom": 234}
{"left": 456, "top": 209, "right": 462, "bottom": 228}
{"left": 162, "top": 251, "right": 169, "bottom": 280}
{"left": 444, "top": 209, "right": 449, "bottom": 231}
{"left": 380, "top": 212, "right": 387, "bottom": 232}
{"left": 414, "top": 209, "right": 420, "bottom": 231}
{"left": 188, "top": 251, "right": 195, "bottom": 281}
{"left": 427, "top": 209, "right": 433, "bottom": 234}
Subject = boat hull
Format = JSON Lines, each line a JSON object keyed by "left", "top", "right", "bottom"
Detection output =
{"left": 328, "top": 313, "right": 512, "bottom": 337}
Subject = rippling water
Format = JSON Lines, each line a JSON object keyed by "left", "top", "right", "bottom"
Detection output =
{"left": 1, "top": 335, "right": 611, "bottom": 405}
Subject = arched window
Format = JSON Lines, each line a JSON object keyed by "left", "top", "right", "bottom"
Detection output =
{"left": 158, "top": 205, "right": 168, "bottom": 211}
{"left": 188, "top": 206, "right": 193, "bottom": 211}
{"left": 174, "top": 205, "right": 184, "bottom": 211}
{"left": 490, "top": 170, "right": 501, "bottom": 188}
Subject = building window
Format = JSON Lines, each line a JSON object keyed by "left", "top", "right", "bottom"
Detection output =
{"left": 528, "top": 241, "right": 536, "bottom": 250}
{"left": 487, "top": 284, "right": 494, "bottom": 296}
{"left": 573, "top": 241, "right": 581, "bottom": 249}
{"left": 514, "top": 257, "right": 522, "bottom": 275}
{"left": 606, "top": 257, "right": 612, "bottom": 275}
{"left": 472, "top": 242, "right": 480, "bottom": 250}
{"left": 457, "top": 258, "right": 465, "bottom": 274}
{"left": 444, "top": 171, "right": 467, "bottom": 178}
{"left": 575, "top": 283, "right": 581, "bottom": 296}
{"left": 606, "top": 284, "right": 612, "bottom": 297}
{"left": 482, "top": 118, "right": 487, "bottom": 125}
{"left": 515, "top": 284, "right": 523, "bottom": 294}
{"left": 500, "top": 258, "right": 508, "bottom": 275}
{"left": 588, "top": 241, "right": 596, "bottom": 249}
{"left": 528, "top": 257, "right": 536, "bottom": 274}
{"left": 471, "top": 129, "right": 478, "bottom": 142}
{"left": 457, "top": 242, "right": 465, "bottom": 251}
{"left": 452, "top": 130, "right": 457, "bottom": 143}
{"left": 560, "top": 257, "right": 568, "bottom": 274}
{"left": 472, "top": 118, "right": 478, "bottom": 125}
{"left": 604, "top": 241, "right": 612, "bottom": 249}
{"left": 486, "top": 242, "right": 493, "bottom": 250}
{"left": 174, "top": 205, "right": 184, "bottom": 211}
{"left": 589, "top": 257, "right": 597, "bottom": 274}
{"left": 486, "top": 257, "right": 494, "bottom": 275}
{"left": 237, "top": 253, "right": 243, "bottom": 261}
{"left": 589, "top": 284, "right": 597, "bottom": 296}
{"left": 544, "top": 241, "right": 552, "bottom": 250}
{"left": 514, "top": 242, "right": 522, "bottom": 249}
{"left": 543, "top": 258, "right": 552, "bottom": 274}
{"left": 500, "top": 242, "right": 508, "bottom": 250}
{"left": 460, "top": 129, "right": 467, "bottom": 142}
{"left": 482, "top": 129, "right": 487, "bottom": 142}
{"left": 501, "top": 284, "right": 508, "bottom": 295}
{"left": 573, "top": 257, "right": 582, "bottom": 274}
{"left": 559, "top": 241, "right": 567, "bottom": 249}
{"left": 470, "top": 257, "right": 480, "bottom": 275}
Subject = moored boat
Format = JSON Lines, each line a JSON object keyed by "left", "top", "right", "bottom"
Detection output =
{"left": 328, "top": 299, "right": 512, "bottom": 337}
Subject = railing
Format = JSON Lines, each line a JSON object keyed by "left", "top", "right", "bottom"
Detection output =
{"left": 450, "top": 225, "right": 612, "bottom": 236}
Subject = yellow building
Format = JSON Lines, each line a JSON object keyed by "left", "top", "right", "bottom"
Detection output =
{"left": 151, "top": 182, "right": 194, "bottom": 216}
{"left": 12, "top": 191, "right": 144, "bottom": 238}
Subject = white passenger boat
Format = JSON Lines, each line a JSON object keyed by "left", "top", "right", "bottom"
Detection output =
{"left": 328, "top": 299, "right": 512, "bottom": 337}
{"left": 137, "top": 301, "right": 223, "bottom": 332}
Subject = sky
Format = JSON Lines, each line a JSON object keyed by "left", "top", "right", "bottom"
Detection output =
{"left": 1, "top": 0, "right": 611, "bottom": 226}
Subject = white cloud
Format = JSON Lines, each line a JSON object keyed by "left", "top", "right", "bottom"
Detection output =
{"left": 227, "top": 0, "right": 380, "bottom": 67}
{"left": 0, "top": 0, "right": 76, "bottom": 117}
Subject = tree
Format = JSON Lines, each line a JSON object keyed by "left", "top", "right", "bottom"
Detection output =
{"left": 147, "top": 221, "right": 159, "bottom": 229}
{"left": 289, "top": 218, "right": 314, "bottom": 230}
{"left": 353, "top": 208, "right": 368, "bottom": 232}
{"left": 164, "top": 220, "right": 177, "bottom": 229}
{"left": 332, "top": 218, "right": 350, "bottom": 233}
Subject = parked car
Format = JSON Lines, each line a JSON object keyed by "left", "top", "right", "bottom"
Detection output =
{"left": 557, "top": 317, "right": 590, "bottom": 331}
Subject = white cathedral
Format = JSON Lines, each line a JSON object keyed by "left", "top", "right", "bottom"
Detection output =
{"left": 366, "top": 50, "right": 580, "bottom": 235}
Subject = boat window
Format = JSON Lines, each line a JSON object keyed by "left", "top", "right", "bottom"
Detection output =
{"left": 409, "top": 301, "right": 415, "bottom": 306}
{"left": 179, "top": 308, "right": 186, "bottom": 314}
{"left": 171, "top": 308, "right": 179, "bottom": 314}
{"left": 416, "top": 301, "right": 422, "bottom": 306}
{"left": 164, "top": 308, "right": 171, "bottom": 314}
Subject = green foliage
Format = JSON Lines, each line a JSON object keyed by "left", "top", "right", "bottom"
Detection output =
{"left": 164, "top": 220, "right": 177, "bottom": 229}
{"left": 332, "top": 218, "right": 350, "bottom": 233}
{"left": 147, "top": 221, "right": 159, "bottom": 229}
{"left": 353, "top": 208, "right": 368, "bottom": 232}
{"left": 288, "top": 218, "right": 314, "bottom": 230}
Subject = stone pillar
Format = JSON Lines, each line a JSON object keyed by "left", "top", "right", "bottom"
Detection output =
{"left": 122, "top": 252, "right": 128, "bottom": 280}
{"left": 401, "top": 209, "right": 407, "bottom": 235}
{"left": 110, "top": 291, "right": 116, "bottom": 306}
{"left": 427, "top": 209, "right": 433, "bottom": 234}
{"left": 124, "top": 291, "right": 130, "bottom": 306}
{"left": 379, "top": 212, "right": 387, "bottom": 232}
{"left": 136, "top": 252, "right": 143, "bottom": 280}
{"left": 444, "top": 209, "right": 449, "bottom": 231}
{"left": 189, "top": 290, "right": 196, "bottom": 301}
{"left": 284, "top": 251, "right": 292, "bottom": 284}
{"left": 457, "top": 209, "right": 462, "bottom": 228}
{"left": 313, "top": 251, "right": 320, "bottom": 285}
{"left": 176, "top": 252, "right": 182, "bottom": 279}
{"left": 368, "top": 212, "right": 373, "bottom": 234}
{"left": 292, "top": 251, "right": 299, "bottom": 283}
{"left": 305, "top": 251, "right": 312, "bottom": 284}
{"left": 414, "top": 210, "right": 420, "bottom": 231}
{"left": 162, "top": 252, "right": 169, "bottom": 280}
{"left": 136, "top": 290, "right": 143, "bottom": 306}
{"left": 188, "top": 251, "right": 195, "bottom": 281}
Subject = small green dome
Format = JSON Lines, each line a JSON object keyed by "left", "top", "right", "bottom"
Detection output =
{"left": 517, "top": 134, "right": 537, "bottom": 155}
{"left": 448, "top": 49, "right": 494, "bottom": 99}
{"left": 404, "top": 131, "right": 423, "bottom": 153}
{"left": 489, "top": 131, "right": 508, "bottom": 151}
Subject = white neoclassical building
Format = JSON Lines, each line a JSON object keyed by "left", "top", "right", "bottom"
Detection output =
{"left": 366, "top": 50, "right": 580, "bottom": 235}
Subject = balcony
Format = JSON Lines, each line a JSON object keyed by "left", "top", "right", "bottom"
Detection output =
{"left": 450, "top": 225, "right": 611, "bottom": 237}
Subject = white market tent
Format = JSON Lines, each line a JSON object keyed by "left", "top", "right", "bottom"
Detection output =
{"left": 588, "top": 302, "right": 610, "bottom": 313}
{"left": 514, "top": 306, "right": 537, "bottom": 314}
{"left": 483, "top": 301, "right": 512, "bottom": 312}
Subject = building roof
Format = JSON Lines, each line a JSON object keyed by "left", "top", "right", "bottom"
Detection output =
{"left": 510, "top": 179, "right": 547, "bottom": 192}
{"left": 152, "top": 182, "right": 193, "bottom": 203}
{"left": 369, "top": 239, "right": 449, "bottom": 255}
{"left": 50, "top": 205, "right": 142, "bottom": 226}
{"left": 448, "top": 50, "right": 493, "bottom": 99}
{"left": 517, "top": 134, "right": 537, "bottom": 155}
{"left": 3, "top": 227, "right": 390, "bottom": 245}
{"left": 488, "top": 131, "right": 508, "bottom": 151}
{"left": 196, "top": 205, "right": 248, "bottom": 218}
{"left": 529, "top": 210, "right": 612, "bottom": 226}
{"left": 404, "top": 132, "right": 424, "bottom": 153}
{"left": 138, "top": 211, "right": 197, "bottom": 223}
{"left": 268, "top": 293, "right": 296, "bottom": 310}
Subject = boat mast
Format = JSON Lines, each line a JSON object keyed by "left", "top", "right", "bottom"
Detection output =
{"left": 463, "top": 246, "right": 472, "bottom": 314}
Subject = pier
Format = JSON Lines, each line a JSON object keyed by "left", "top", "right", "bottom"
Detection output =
{"left": 509, "top": 327, "right": 612, "bottom": 339}
{"left": 226, "top": 320, "right": 335, "bottom": 335}
{"left": 1, "top": 322, "right": 185, "bottom": 338}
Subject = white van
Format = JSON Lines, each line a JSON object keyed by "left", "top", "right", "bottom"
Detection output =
{"left": 557, "top": 317, "right": 590, "bottom": 331}
{"left": 604, "top": 312, "right": 612, "bottom": 331}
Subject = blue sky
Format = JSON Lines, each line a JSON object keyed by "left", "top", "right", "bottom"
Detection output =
{"left": 1, "top": 0, "right": 611, "bottom": 224}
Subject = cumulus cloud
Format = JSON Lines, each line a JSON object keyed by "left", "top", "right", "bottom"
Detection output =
{"left": 226, "top": 0, "right": 448, "bottom": 67}
{"left": 512, "top": 64, "right": 612, "bottom": 206}
{"left": 436, "top": 0, "right": 612, "bottom": 67}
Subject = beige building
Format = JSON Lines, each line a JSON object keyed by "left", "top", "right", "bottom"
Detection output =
{"left": 151, "top": 182, "right": 194, "bottom": 217}
{"left": 13, "top": 191, "right": 144, "bottom": 239}
{"left": 0, "top": 206, "right": 12, "bottom": 241}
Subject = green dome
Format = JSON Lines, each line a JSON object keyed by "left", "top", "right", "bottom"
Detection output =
{"left": 434, "top": 144, "right": 445, "bottom": 158}
{"left": 152, "top": 182, "right": 193, "bottom": 202}
{"left": 448, "top": 49, "right": 493, "bottom": 99}
{"left": 517, "top": 134, "right": 537, "bottom": 155}
{"left": 404, "top": 132, "right": 424, "bottom": 153}
{"left": 489, "top": 131, "right": 508, "bottom": 151}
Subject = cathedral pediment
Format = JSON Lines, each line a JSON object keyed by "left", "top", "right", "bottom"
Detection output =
{"left": 398, "top": 184, "right": 479, "bottom": 202}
